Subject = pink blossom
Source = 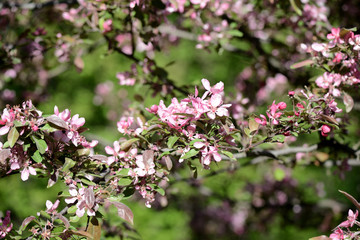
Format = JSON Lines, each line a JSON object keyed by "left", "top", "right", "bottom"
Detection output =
{"left": 348, "top": 35, "right": 360, "bottom": 51}
{"left": 0, "top": 108, "right": 15, "bottom": 135}
{"left": 288, "top": 91, "right": 295, "bottom": 96}
{"left": 329, "top": 228, "right": 344, "bottom": 240}
{"left": 321, "top": 125, "right": 331, "bottom": 137}
{"left": 255, "top": 114, "right": 267, "bottom": 126}
{"left": 190, "top": 0, "right": 209, "bottom": 8}
{"left": 201, "top": 79, "right": 224, "bottom": 98}
{"left": 200, "top": 145, "right": 221, "bottom": 165}
{"left": 21, "top": 164, "right": 37, "bottom": 181}
{"left": 327, "top": 27, "right": 344, "bottom": 46}
{"left": 338, "top": 209, "right": 358, "bottom": 228}
{"left": 266, "top": 101, "right": 284, "bottom": 125}
{"left": 54, "top": 106, "right": 71, "bottom": 122}
{"left": 0, "top": 211, "right": 13, "bottom": 239}
{"left": 46, "top": 200, "right": 60, "bottom": 214}
{"left": 207, "top": 94, "right": 231, "bottom": 119}
{"left": 105, "top": 141, "right": 125, "bottom": 165}
{"left": 134, "top": 154, "right": 155, "bottom": 177}
{"left": 102, "top": 19, "right": 112, "bottom": 33}
{"left": 65, "top": 185, "right": 98, "bottom": 217}
{"left": 117, "top": 117, "right": 134, "bottom": 134}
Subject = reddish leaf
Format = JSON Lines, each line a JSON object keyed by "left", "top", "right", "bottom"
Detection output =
{"left": 309, "top": 236, "right": 332, "bottom": 240}
{"left": 343, "top": 92, "right": 354, "bottom": 113}
{"left": 290, "top": 59, "right": 314, "bottom": 69}
{"left": 56, "top": 214, "right": 70, "bottom": 229}
{"left": 19, "top": 216, "right": 36, "bottom": 232}
{"left": 142, "top": 150, "right": 154, "bottom": 170}
{"left": 46, "top": 115, "right": 69, "bottom": 130}
{"left": 339, "top": 190, "right": 360, "bottom": 211}
{"left": 0, "top": 149, "right": 11, "bottom": 165}
{"left": 84, "top": 187, "right": 95, "bottom": 209}
{"left": 74, "top": 57, "right": 84, "bottom": 72}
{"left": 104, "top": 200, "right": 134, "bottom": 225}
{"left": 87, "top": 217, "right": 101, "bottom": 240}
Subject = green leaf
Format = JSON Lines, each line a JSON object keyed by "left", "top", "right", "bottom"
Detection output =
{"left": 274, "top": 168, "right": 286, "bottom": 181}
{"left": 167, "top": 136, "right": 179, "bottom": 149}
{"left": 32, "top": 136, "right": 47, "bottom": 154}
{"left": 117, "top": 177, "right": 133, "bottom": 186}
{"left": 62, "top": 158, "right": 76, "bottom": 172}
{"left": 117, "top": 168, "right": 130, "bottom": 176}
{"left": 189, "top": 139, "right": 203, "bottom": 145}
{"left": 87, "top": 217, "right": 101, "bottom": 240}
{"left": 120, "top": 138, "right": 140, "bottom": 151}
{"left": 227, "top": 30, "right": 243, "bottom": 37}
{"left": 67, "top": 205, "right": 77, "bottom": 214}
{"left": 290, "top": 0, "right": 302, "bottom": 15}
{"left": 180, "top": 149, "right": 199, "bottom": 160}
{"left": 80, "top": 178, "right": 96, "bottom": 186}
{"left": 8, "top": 127, "right": 19, "bottom": 148}
{"left": 272, "top": 135, "right": 285, "bottom": 143}
{"left": 31, "top": 150, "right": 42, "bottom": 163}
{"left": 69, "top": 215, "right": 81, "bottom": 223}
{"left": 41, "top": 123, "right": 58, "bottom": 132}
{"left": 148, "top": 184, "right": 165, "bottom": 196}
{"left": 220, "top": 150, "right": 235, "bottom": 160}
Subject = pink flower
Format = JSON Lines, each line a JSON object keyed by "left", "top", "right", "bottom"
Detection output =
{"left": 338, "top": 209, "right": 358, "bottom": 228}
{"left": 201, "top": 79, "right": 224, "bottom": 98}
{"left": 321, "top": 125, "right": 331, "bottom": 137}
{"left": 190, "top": 0, "right": 209, "bottom": 8}
{"left": 200, "top": 145, "right": 221, "bottom": 165}
{"left": 54, "top": 106, "right": 71, "bottom": 122}
{"left": 266, "top": 101, "right": 284, "bottom": 125}
{"left": 255, "top": 114, "right": 267, "bottom": 126}
{"left": 46, "top": 200, "right": 60, "bottom": 214}
{"left": 329, "top": 228, "right": 344, "bottom": 240}
{"left": 0, "top": 210, "right": 13, "bottom": 239}
{"left": 327, "top": 27, "right": 344, "bottom": 46}
{"left": 288, "top": 91, "right": 295, "bottom": 96}
{"left": 21, "top": 163, "right": 37, "bottom": 181}
{"left": 65, "top": 185, "right": 98, "bottom": 217}
{"left": 103, "top": 19, "right": 112, "bottom": 33}
{"left": 146, "top": 105, "right": 159, "bottom": 114}
{"left": 105, "top": 141, "right": 125, "bottom": 165}
{"left": 207, "top": 94, "right": 231, "bottom": 119}
{"left": 0, "top": 108, "right": 15, "bottom": 135}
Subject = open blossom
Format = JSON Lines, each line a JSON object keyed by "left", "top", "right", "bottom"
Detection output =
{"left": 207, "top": 94, "right": 231, "bottom": 119}
{"left": 327, "top": 27, "right": 344, "bottom": 46}
{"left": 21, "top": 163, "right": 37, "bottom": 181}
{"left": 338, "top": 209, "right": 358, "bottom": 228}
{"left": 266, "top": 101, "right": 286, "bottom": 125}
{"left": 46, "top": 200, "right": 60, "bottom": 214}
{"left": 0, "top": 211, "right": 13, "bottom": 239}
{"left": 65, "top": 185, "right": 99, "bottom": 217}
{"left": 255, "top": 114, "right": 267, "bottom": 126}
{"left": 329, "top": 228, "right": 344, "bottom": 240}
{"left": 105, "top": 141, "right": 125, "bottom": 165}
{"left": 0, "top": 108, "right": 15, "bottom": 135}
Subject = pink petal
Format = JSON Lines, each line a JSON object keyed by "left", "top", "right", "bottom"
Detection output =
{"left": 211, "top": 94, "right": 222, "bottom": 107}
{"left": 0, "top": 125, "right": 10, "bottom": 135}
{"left": 194, "top": 141, "right": 205, "bottom": 149}
{"left": 21, "top": 168, "right": 29, "bottom": 181}
{"left": 201, "top": 78, "right": 211, "bottom": 91}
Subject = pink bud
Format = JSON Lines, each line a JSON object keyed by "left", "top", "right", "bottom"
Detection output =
{"left": 277, "top": 102, "right": 287, "bottom": 110}
{"left": 321, "top": 125, "right": 331, "bottom": 137}
{"left": 288, "top": 91, "right": 295, "bottom": 96}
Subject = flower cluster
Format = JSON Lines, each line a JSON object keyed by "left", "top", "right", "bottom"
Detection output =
{"left": 303, "top": 27, "right": 360, "bottom": 100}
{"left": 329, "top": 209, "right": 359, "bottom": 240}
{"left": 0, "top": 211, "right": 12, "bottom": 239}
{"left": 254, "top": 89, "right": 342, "bottom": 139}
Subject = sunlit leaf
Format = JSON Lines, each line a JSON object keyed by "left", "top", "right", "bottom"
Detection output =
{"left": 8, "top": 127, "right": 19, "bottom": 148}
